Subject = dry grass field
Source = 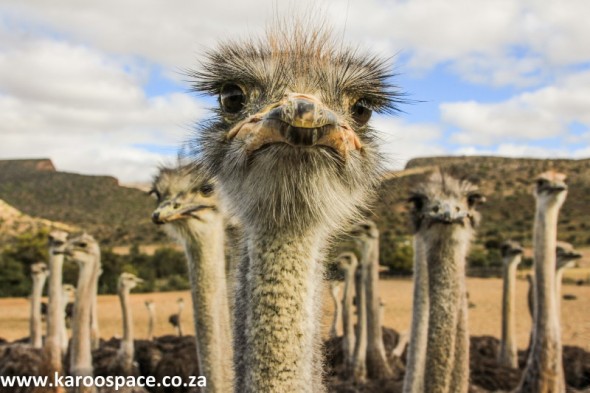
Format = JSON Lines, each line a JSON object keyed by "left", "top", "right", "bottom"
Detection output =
{"left": 1, "top": 277, "right": 588, "bottom": 351}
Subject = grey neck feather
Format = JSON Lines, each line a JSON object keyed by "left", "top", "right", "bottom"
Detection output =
{"left": 352, "top": 253, "right": 368, "bottom": 383}
{"left": 363, "top": 235, "right": 392, "bottom": 379}
{"left": 70, "top": 257, "right": 100, "bottom": 393}
{"left": 239, "top": 230, "right": 325, "bottom": 393}
{"left": 180, "top": 219, "right": 233, "bottom": 393}
{"left": 30, "top": 272, "right": 47, "bottom": 348}
{"left": 46, "top": 252, "right": 65, "bottom": 372}
{"left": 518, "top": 204, "right": 564, "bottom": 392}
{"left": 423, "top": 227, "right": 471, "bottom": 393}
{"left": 117, "top": 286, "right": 134, "bottom": 375}
{"left": 403, "top": 236, "right": 429, "bottom": 393}
{"left": 499, "top": 254, "right": 521, "bottom": 368}
{"left": 341, "top": 261, "right": 357, "bottom": 372}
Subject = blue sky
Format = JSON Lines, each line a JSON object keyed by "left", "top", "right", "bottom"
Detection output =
{"left": 0, "top": 1, "right": 589, "bottom": 182}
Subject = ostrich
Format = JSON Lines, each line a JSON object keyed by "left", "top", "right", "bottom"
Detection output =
{"left": 555, "top": 241, "right": 581, "bottom": 318}
{"left": 517, "top": 171, "right": 568, "bottom": 392}
{"left": 329, "top": 281, "right": 342, "bottom": 339}
{"left": 337, "top": 252, "right": 358, "bottom": 373}
{"left": 498, "top": 240, "right": 524, "bottom": 368}
{"left": 66, "top": 233, "right": 101, "bottom": 393}
{"left": 61, "top": 284, "right": 76, "bottom": 353}
{"left": 45, "top": 230, "right": 69, "bottom": 375}
{"left": 167, "top": 298, "right": 185, "bottom": 337}
{"left": 91, "top": 268, "right": 103, "bottom": 351}
{"left": 191, "top": 21, "right": 400, "bottom": 392}
{"left": 350, "top": 220, "right": 392, "bottom": 379}
{"left": 94, "top": 274, "right": 150, "bottom": 393}
{"left": 30, "top": 262, "right": 49, "bottom": 348}
{"left": 151, "top": 164, "right": 233, "bottom": 392}
{"left": 145, "top": 301, "right": 156, "bottom": 341}
{"left": 403, "top": 172, "right": 484, "bottom": 393}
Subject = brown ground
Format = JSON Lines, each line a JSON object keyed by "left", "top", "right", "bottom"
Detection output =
{"left": 0, "top": 277, "right": 588, "bottom": 351}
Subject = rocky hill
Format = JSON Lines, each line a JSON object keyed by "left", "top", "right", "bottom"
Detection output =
{"left": 0, "top": 159, "right": 166, "bottom": 246}
{"left": 0, "top": 157, "right": 588, "bottom": 254}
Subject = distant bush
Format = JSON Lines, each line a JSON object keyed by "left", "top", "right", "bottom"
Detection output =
{"left": 0, "top": 231, "right": 188, "bottom": 297}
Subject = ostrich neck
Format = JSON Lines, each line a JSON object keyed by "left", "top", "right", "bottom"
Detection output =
{"left": 46, "top": 252, "right": 64, "bottom": 371}
{"left": 352, "top": 253, "right": 368, "bottom": 382}
{"left": 70, "top": 257, "right": 100, "bottom": 392}
{"left": 242, "top": 230, "right": 324, "bottom": 393}
{"left": 424, "top": 228, "right": 470, "bottom": 393}
{"left": 147, "top": 307, "right": 155, "bottom": 340}
{"left": 329, "top": 286, "right": 341, "bottom": 338}
{"left": 519, "top": 204, "right": 563, "bottom": 392}
{"left": 118, "top": 287, "right": 134, "bottom": 373}
{"left": 403, "top": 236, "right": 429, "bottom": 393}
{"left": 30, "top": 274, "right": 47, "bottom": 348}
{"left": 341, "top": 266, "right": 356, "bottom": 368}
{"left": 90, "top": 273, "right": 100, "bottom": 350}
{"left": 182, "top": 218, "right": 233, "bottom": 393}
{"left": 499, "top": 255, "right": 521, "bottom": 368}
{"left": 363, "top": 236, "right": 392, "bottom": 378}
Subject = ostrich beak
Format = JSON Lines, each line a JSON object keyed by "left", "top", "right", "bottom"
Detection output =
{"left": 152, "top": 199, "right": 212, "bottom": 224}
{"left": 226, "top": 93, "right": 362, "bottom": 157}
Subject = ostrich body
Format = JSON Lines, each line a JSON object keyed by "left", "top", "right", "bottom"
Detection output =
{"left": 45, "top": 230, "right": 68, "bottom": 374}
{"left": 351, "top": 220, "right": 392, "bottom": 379}
{"left": 329, "top": 282, "right": 341, "bottom": 339}
{"left": 193, "top": 23, "right": 399, "bottom": 393}
{"left": 337, "top": 252, "right": 358, "bottom": 372}
{"left": 152, "top": 164, "right": 233, "bottom": 393}
{"left": 30, "top": 262, "right": 49, "bottom": 348}
{"left": 145, "top": 301, "right": 156, "bottom": 341}
{"left": 67, "top": 233, "right": 101, "bottom": 393}
{"left": 167, "top": 298, "right": 185, "bottom": 337}
{"left": 498, "top": 240, "right": 523, "bottom": 368}
{"left": 517, "top": 171, "right": 568, "bottom": 392}
{"left": 403, "top": 172, "right": 484, "bottom": 393}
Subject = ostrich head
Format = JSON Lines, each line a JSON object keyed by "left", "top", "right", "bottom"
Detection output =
{"left": 191, "top": 23, "right": 402, "bottom": 235}
{"left": 556, "top": 241, "right": 581, "bottom": 271}
{"left": 49, "top": 230, "right": 69, "bottom": 255}
{"left": 118, "top": 272, "right": 143, "bottom": 292}
{"left": 337, "top": 251, "right": 359, "bottom": 271}
{"left": 150, "top": 164, "right": 220, "bottom": 237}
{"left": 31, "top": 262, "right": 49, "bottom": 279}
{"left": 62, "top": 284, "right": 76, "bottom": 300}
{"left": 534, "top": 171, "right": 568, "bottom": 209}
{"left": 500, "top": 240, "right": 524, "bottom": 259}
{"left": 65, "top": 233, "right": 100, "bottom": 267}
{"left": 408, "top": 172, "right": 485, "bottom": 239}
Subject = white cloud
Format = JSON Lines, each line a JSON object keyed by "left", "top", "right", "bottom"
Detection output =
{"left": 441, "top": 70, "right": 590, "bottom": 146}
{"left": 372, "top": 116, "right": 446, "bottom": 170}
{"left": 454, "top": 143, "right": 590, "bottom": 160}
{"left": 0, "top": 34, "right": 206, "bottom": 182}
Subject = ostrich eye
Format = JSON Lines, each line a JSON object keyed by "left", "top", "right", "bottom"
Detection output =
{"left": 53, "top": 240, "right": 64, "bottom": 247}
{"left": 77, "top": 242, "right": 88, "bottom": 248}
{"left": 351, "top": 100, "right": 372, "bottom": 126}
{"left": 200, "top": 183, "right": 214, "bottom": 196}
{"left": 220, "top": 84, "right": 245, "bottom": 114}
{"left": 408, "top": 195, "right": 425, "bottom": 211}
{"left": 536, "top": 179, "right": 547, "bottom": 188}
{"left": 467, "top": 192, "right": 485, "bottom": 208}
{"left": 149, "top": 189, "right": 161, "bottom": 202}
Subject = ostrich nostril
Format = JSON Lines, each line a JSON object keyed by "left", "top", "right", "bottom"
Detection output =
{"left": 432, "top": 206, "right": 439, "bottom": 213}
